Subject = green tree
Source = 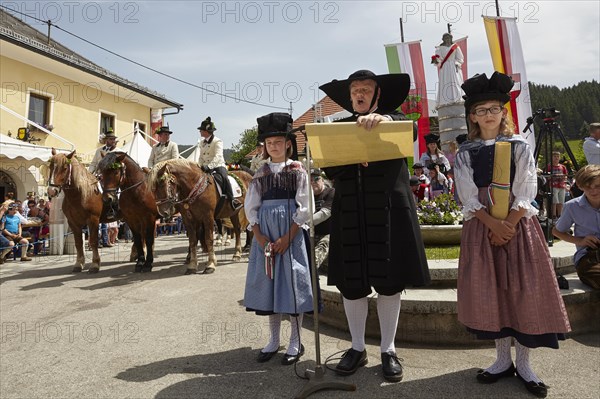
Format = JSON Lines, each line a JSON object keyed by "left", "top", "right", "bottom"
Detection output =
{"left": 229, "top": 127, "right": 259, "bottom": 166}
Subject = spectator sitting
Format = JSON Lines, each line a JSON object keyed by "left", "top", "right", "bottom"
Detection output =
{"left": 553, "top": 164, "right": 600, "bottom": 290}
{"left": 419, "top": 133, "right": 451, "bottom": 173}
{"left": 0, "top": 203, "right": 32, "bottom": 261}
{"left": 310, "top": 168, "right": 335, "bottom": 274}
{"left": 412, "top": 163, "right": 430, "bottom": 185}
{"left": 410, "top": 176, "right": 429, "bottom": 202}
{"left": 583, "top": 122, "right": 600, "bottom": 165}
{"left": 0, "top": 203, "right": 15, "bottom": 264}
{"left": 428, "top": 164, "right": 449, "bottom": 199}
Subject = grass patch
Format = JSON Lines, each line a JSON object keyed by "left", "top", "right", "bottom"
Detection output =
{"left": 425, "top": 245, "right": 460, "bottom": 260}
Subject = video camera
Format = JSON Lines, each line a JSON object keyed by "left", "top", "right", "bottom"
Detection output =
{"left": 523, "top": 107, "right": 561, "bottom": 133}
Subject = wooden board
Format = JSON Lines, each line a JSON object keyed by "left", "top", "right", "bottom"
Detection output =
{"left": 305, "top": 121, "right": 413, "bottom": 168}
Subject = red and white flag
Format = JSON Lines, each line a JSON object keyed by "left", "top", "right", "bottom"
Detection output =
{"left": 385, "top": 40, "right": 430, "bottom": 159}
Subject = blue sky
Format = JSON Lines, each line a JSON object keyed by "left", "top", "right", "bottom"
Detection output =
{"left": 5, "top": 1, "right": 599, "bottom": 148}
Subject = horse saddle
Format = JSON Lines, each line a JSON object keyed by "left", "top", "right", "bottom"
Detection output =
{"left": 212, "top": 173, "right": 242, "bottom": 198}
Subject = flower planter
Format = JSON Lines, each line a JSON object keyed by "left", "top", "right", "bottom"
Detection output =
{"left": 420, "top": 224, "right": 462, "bottom": 245}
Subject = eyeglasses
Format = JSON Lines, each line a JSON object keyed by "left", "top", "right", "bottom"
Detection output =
{"left": 472, "top": 106, "right": 503, "bottom": 116}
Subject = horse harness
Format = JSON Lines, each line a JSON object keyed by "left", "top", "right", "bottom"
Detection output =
{"left": 155, "top": 167, "right": 210, "bottom": 218}
{"left": 101, "top": 161, "right": 144, "bottom": 195}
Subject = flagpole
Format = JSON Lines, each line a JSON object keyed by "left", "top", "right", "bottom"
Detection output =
{"left": 495, "top": 0, "right": 500, "bottom": 16}
{"left": 399, "top": 18, "right": 404, "bottom": 42}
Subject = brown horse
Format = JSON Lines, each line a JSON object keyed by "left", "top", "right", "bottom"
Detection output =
{"left": 97, "top": 151, "right": 158, "bottom": 272}
{"left": 47, "top": 149, "right": 113, "bottom": 273}
{"left": 147, "top": 159, "right": 252, "bottom": 274}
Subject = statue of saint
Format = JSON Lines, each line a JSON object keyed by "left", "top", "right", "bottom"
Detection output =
{"left": 432, "top": 33, "right": 464, "bottom": 107}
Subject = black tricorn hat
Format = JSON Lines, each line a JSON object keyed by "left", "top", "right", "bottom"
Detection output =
{"left": 198, "top": 117, "right": 216, "bottom": 132}
{"left": 461, "top": 72, "right": 514, "bottom": 113}
{"left": 319, "top": 70, "right": 411, "bottom": 114}
{"left": 256, "top": 112, "right": 294, "bottom": 141}
{"left": 424, "top": 133, "right": 441, "bottom": 144}
{"left": 156, "top": 126, "right": 172, "bottom": 135}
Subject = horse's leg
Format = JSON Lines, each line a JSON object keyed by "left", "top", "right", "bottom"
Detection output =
{"left": 204, "top": 219, "right": 217, "bottom": 274}
{"left": 88, "top": 219, "right": 101, "bottom": 274}
{"left": 141, "top": 222, "right": 155, "bottom": 273}
{"left": 132, "top": 231, "right": 145, "bottom": 272}
{"left": 231, "top": 215, "right": 243, "bottom": 262}
{"left": 71, "top": 223, "right": 86, "bottom": 273}
{"left": 214, "top": 219, "right": 223, "bottom": 246}
{"left": 184, "top": 223, "right": 199, "bottom": 275}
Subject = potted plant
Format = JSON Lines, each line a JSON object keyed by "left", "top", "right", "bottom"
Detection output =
{"left": 416, "top": 194, "right": 463, "bottom": 245}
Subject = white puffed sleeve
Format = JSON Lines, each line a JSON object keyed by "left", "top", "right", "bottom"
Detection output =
{"left": 454, "top": 148, "right": 486, "bottom": 221}
{"left": 244, "top": 178, "right": 262, "bottom": 229}
{"left": 510, "top": 140, "right": 539, "bottom": 218}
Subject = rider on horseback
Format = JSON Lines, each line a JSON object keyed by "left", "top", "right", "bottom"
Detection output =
{"left": 197, "top": 117, "right": 242, "bottom": 211}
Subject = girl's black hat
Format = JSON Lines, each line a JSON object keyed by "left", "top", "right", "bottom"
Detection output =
{"left": 461, "top": 71, "right": 514, "bottom": 113}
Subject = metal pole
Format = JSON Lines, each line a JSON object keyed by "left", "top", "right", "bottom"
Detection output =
{"left": 495, "top": 0, "right": 501, "bottom": 16}
{"left": 399, "top": 18, "right": 404, "bottom": 42}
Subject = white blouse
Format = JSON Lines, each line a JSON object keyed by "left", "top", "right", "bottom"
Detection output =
{"left": 454, "top": 136, "right": 538, "bottom": 221}
{"left": 244, "top": 160, "right": 311, "bottom": 229}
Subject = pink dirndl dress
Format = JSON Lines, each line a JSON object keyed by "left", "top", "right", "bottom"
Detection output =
{"left": 455, "top": 137, "right": 571, "bottom": 348}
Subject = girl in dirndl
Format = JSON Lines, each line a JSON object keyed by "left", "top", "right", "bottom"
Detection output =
{"left": 243, "top": 112, "right": 313, "bottom": 366}
{"left": 454, "top": 72, "right": 570, "bottom": 398}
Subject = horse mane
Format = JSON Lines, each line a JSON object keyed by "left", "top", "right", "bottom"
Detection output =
{"left": 146, "top": 159, "right": 199, "bottom": 192}
{"left": 53, "top": 154, "right": 98, "bottom": 201}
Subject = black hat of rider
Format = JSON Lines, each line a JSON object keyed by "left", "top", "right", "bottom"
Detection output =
{"left": 198, "top": 117, "right": 217, "bottom": 132}
{"left": 319, "top": 69, "right": 411, "bottom": 115}
{"left": 156, "top": 126, "right": 173, "bottom": 135}
{"left": 461, "top": 71, "right": 514, "bottom": 113}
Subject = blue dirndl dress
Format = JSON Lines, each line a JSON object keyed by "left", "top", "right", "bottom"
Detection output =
{"left": 244, "top": 192, "right": 314, "bottom": 316}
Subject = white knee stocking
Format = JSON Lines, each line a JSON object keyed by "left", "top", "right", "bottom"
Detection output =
{"left": 343, "top": 296, "right": 368, "bottom": 352}
{"left": 515, "top": 340, "right": 542, "bottom": 383}
{"left": 485, "top": 337, "right": 513, "bottom": 373}
{"left": 262, "top": 314, "right": 281, "bottom": 353}
{"left": 286, "top": 314, "right": 303, "bottom": 355}
{"left": 377, "top": 293, "right": 401, "bottom": 354}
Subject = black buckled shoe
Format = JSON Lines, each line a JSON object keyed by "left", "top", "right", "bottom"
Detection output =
{"left": 281, "top": 344, "right": 304, "bottom": 366}
{"left": 476, "top": 363, "right": 516, "bottom": 384}
{"left": 335, "top": 348, "right": 368, "bottom": 376}
{"left": 516, "top": 370, "right": 548, "bottom": 398}
{"left": 257, "top": 349, "right": 278, "bottom": 363}
{"left": 381, "top": 352, "right": 403, "bottom": 382}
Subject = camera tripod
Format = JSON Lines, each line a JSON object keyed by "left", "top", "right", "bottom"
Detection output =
{"left": 524, "top": 109, "right": 580, "bottom": 246}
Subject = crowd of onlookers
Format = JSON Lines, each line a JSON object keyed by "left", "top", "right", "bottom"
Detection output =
{"left": 0, "top": 192, "right": 50, "bottom": 263}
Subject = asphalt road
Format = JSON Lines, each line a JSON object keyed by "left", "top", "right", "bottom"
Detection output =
{"left": 1, "top": 234, "right": 598, "bottom": 399}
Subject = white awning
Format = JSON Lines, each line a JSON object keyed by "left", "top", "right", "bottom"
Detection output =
{"left": 0, "top": 134, "right": 69, "bottom": 165}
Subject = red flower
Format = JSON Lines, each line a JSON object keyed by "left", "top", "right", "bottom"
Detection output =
{"left": 431, "top": 55, "right": 440, "bottom": 64}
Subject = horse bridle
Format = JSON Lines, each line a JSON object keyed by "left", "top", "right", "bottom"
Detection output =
{"left": 47, "top": 160, "right": 73, "bottom": 197}
{"left": 101, "top": 161, "right": 143, "bottom": 195}
{"left": 155, "top": 167, "right": 209, "bottom": 207}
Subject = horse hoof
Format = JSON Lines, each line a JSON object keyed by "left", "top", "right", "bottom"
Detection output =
{"left": 224, "top": 240, "right": 231, "bottom": 246}
{"left": 72, "top": 266, "right": 83, "bottom": 273}
{"left": 232, "top": 256, "right": 241, "bottom": 262}
{"left": 184, "top": 269, "right": 197, "bottom": 275}
{"left": 88, "top": 267, "right": 99, "bottom": 274}
{"left": 203, "top": 267, "right": 216, "bottom": 274}
{"left": 141, "top": 267, "right": 152, "bottom": 273}
{"left": 134, "top": 265, "right": 143, "bottom": 273}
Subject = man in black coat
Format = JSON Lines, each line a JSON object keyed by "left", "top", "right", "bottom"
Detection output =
{"left": 320, "top": 70, "right": 430, "bottom": 382}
